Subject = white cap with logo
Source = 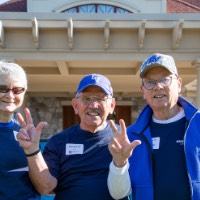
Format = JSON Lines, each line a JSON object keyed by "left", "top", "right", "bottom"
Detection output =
{"left": 140, "top": 53, "right": 178, "bottom": 78}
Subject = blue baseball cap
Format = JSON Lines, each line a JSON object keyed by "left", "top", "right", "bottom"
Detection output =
{"left": 140, "top": 53, "right": 178, "bottom": 78}
{"left": 76, "top": 74, "right": 113, "bottom": 96}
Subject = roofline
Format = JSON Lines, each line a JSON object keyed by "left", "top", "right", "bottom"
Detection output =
{"left": 0, "top": 12, "right": 200, "bottom": 20}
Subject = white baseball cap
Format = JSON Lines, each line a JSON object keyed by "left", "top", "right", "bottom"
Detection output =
{"left": 140, "top": 53, "right": 178, "bottom": 78}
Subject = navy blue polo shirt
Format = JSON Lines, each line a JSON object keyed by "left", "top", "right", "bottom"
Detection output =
{"left": 43, "top": 123, "right": 129, "bottom": 200}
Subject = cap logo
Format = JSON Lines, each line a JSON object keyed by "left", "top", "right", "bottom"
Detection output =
{"left": 141, "top": 54, "right": 162, "bottom": 72}
{"left": 91, "top": 74, "right": 100, "bottom": 83}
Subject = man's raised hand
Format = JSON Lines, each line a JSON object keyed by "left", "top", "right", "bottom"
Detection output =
{"left": 109, "top": 119, "right": 141, "bottom": 168}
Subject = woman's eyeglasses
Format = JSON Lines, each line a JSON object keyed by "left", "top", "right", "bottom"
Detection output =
{"left": 0, "top": 85, "right": 25, "bottom": 94}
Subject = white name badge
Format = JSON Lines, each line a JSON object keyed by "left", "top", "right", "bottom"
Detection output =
{"left": 66, "top": 144, "right": 84, "bottom": 155}
{"left": 13, "top": 131, "right": 18, "bottom": 141}
{"left": 152, "top": 137, "right": 160, "bottom": 149}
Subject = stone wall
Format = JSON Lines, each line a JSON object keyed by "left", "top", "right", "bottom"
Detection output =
{"left": 130, "top": 97, "right": 146, "bottom": 122}
{"left": 27, "top": 97, "right": 68, "bottom": 138}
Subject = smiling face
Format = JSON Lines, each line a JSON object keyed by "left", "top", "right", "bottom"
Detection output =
{"left": 72, "top": 86, "right": 115, "bottom": 133}
{"left": 0, "top": 61, "right": 27, "bottom": 122}
{"left": 141, "top": 66, "right": 182, "bottom": 119}
{"left": 0, "top": 75, "right": 26, "bottom": 122}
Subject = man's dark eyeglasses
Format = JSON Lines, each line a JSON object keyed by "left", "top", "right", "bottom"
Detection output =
{"left": 0, "top": 85, "right": 25, "bottom": 94}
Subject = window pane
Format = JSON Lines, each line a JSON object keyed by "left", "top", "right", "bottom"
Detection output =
{"left": 98, "top": 5, "right": 114, "bottom": 13}
{"left": 64, "top": 8, "right": 77, "bottom": 13}
{"left": 79, "top": 5, "right": 95, "bottom": 13}
{"left": 116, "top": 8, "right": 129, "bottom": 13}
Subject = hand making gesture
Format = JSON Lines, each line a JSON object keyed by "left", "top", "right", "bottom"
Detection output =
{"left": 109, "top": 119, "right": 141, "bottom": 168}
{"left": 16, "top": 108, "right": 47, "bottom": 155}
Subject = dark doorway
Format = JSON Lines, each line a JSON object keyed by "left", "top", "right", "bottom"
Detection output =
{"left": 62, "top": 106, "right": 80, "bottom": 130}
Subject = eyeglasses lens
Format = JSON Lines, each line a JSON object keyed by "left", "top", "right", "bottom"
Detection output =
{"left": 0, "top": 86, "right": 25, "bottom": 94}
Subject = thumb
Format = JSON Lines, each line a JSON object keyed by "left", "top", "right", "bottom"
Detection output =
{"left": 128, "top": 140, "right": 141, "bottom": 152}
{"left": 35, "top": 122, "right": 48, "bottom": 139}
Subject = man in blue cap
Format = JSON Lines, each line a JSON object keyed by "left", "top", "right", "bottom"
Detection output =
{"left": 16, "top": 74, "right": 129, "bottom": 200}
{"left": 108, "top": 53, "right": 200, "bottom": 200}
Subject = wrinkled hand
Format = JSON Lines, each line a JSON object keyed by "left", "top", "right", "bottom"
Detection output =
{"left": 109, "top": 119, "right": 141, "bottom": 168}
{"left": 16, "top": 108, "right": 47, "bottom": 154}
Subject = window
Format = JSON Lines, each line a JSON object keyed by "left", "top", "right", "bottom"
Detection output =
{"left": 63, "top": 4, "right": 131, "bottom": 13}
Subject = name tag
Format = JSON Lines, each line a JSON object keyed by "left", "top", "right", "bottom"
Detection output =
{"left": 152, "top": 137, "right": 160, "bottom": 149}
{"left": 13, "top": 131, "right": 18, "bottom": 141}
{"left": 66, "top": 144, "right": 84, "bottom": 155}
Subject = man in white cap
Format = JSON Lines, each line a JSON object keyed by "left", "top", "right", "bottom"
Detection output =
{"left": 108, "top": 53, "right": 200, "bottom": 200}
{"left": 16, "top": 74, "right": 130, "bottom": 200}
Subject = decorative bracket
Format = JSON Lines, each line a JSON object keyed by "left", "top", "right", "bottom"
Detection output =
{"left": 172, "top": 19, "right": 184, "bottom": 49}
{"left": 32, "top": 17, "right": 39, "bottom": 49}
{"left": 138, "top": 20, "right": 146, "bottom": 50}
{"left": 67, "top": 18, "right": 73, "bottom": 49}
{"left": 0, "top": 20, "right": 4, "bottom": 48}
{"left": 104, "top": 20, "right": 110, "bottom": 50}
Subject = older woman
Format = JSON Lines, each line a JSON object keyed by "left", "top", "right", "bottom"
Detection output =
{"left": 0, "top": 61, "right": 40, "bottom": 199}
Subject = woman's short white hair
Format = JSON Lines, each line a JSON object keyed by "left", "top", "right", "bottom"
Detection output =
{"left": 0, "top": 61, "right": 27, "bottom": 90}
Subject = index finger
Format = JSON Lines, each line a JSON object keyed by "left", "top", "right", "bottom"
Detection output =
{"left": 109, "top": 120, "right": 119, "bottom": 138}
{"left": 16, "top": 113, "right": 26, "bottom": 128}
